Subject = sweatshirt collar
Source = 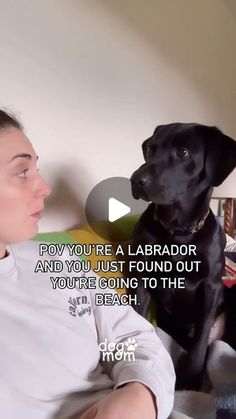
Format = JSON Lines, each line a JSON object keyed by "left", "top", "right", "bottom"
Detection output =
{"left": 0, "top": 246, "right": 16, "bottom": 276}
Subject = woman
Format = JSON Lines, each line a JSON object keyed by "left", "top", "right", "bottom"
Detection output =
{"left": 0, "top": 110, "right": 175, "bottom": 419}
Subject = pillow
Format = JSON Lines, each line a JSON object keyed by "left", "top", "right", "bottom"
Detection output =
{"left": 225, "top": 234, "right": 236, "bottom": 252}
{"left": 223, "top": 252, "right": 236, "bottom": 288}
{"left": 224, "top": 235, "right": 236, "bottom": 287}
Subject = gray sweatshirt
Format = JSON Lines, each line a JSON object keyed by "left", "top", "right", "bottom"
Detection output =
{"left": 0, "top": 240, "right": 175, "bottom": 419}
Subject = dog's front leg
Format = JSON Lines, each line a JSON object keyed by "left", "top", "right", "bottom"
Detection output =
{"left": 176, "top": 282, "right": 223, "bottom": 390}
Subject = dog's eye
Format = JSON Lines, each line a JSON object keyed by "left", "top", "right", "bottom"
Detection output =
{"left": 176, "top": 148, "right": 190, "bottom": 159}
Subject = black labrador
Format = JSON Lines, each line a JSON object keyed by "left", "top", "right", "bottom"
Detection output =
{"left": 129, "top": 123, "right": 236, "bottom": 390}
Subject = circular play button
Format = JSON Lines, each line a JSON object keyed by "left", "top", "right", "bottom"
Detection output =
{"left": 85, "top": 176, "right": 148, "bottom": 242}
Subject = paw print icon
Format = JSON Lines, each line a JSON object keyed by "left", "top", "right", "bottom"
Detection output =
{"left": 125, "top": 338, "right": 138, "bottom": 352}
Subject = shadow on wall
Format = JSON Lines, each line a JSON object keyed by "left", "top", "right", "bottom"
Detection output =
{"left": 96, "top": 0, "right": 236, "bottom": 135}
{"left": 43, "top": 165, "right": 92, "bottom": 231}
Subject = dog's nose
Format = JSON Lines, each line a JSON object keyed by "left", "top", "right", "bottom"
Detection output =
{"left": 131, "top": 172, "right": 150, "bottom": 188}
{"left": 136, "top": 176, "right": 150, "bottom": 187}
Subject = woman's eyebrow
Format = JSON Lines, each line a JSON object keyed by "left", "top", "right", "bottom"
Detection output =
{"left": 9, "top": 153, "right": 39, "bottom": 163}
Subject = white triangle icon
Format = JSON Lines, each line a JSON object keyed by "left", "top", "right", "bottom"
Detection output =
{"left": 108, "top": 197, "right": 131, "bottom": 222}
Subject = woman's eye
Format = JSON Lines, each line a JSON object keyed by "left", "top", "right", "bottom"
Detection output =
{"left": 176, "top": 148, "right": 190, "bottom": 159}
{"left": 17, "top": 169, "right": 29, "bottom": 178}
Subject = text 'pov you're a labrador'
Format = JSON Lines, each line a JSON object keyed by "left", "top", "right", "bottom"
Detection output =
{"left": 129, "top": 123, "right": 236, "bottom": 390}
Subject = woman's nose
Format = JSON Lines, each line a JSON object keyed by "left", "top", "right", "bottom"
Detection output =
{"left": 35, "top": 174, "right": 52, "bottom": 198}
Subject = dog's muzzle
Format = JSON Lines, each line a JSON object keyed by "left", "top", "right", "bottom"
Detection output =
{"left": 130, "top": 171, "right": 151, "bottom": 201}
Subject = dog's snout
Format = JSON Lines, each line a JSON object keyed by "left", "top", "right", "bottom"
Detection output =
{"left": 131, "top": 171, "right": 150, "bottom": 188}
{"left": 136, "top": 175, "right": 150, "bottom": 187}
{"left": 130, "top": 170, "right": 151, "bottom": 201}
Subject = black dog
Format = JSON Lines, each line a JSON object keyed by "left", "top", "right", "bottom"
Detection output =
{"left": 129, "top": 123, "right": 236, "bottom": 390}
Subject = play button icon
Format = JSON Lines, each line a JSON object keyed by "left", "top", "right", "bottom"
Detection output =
{"left": 85, "top": 176, "right": 148, "bottom": 242}
{"left": 108, "top": 198, "right": 130, "bottom": 222}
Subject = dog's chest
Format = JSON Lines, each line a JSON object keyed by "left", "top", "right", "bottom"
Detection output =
{"left": 152, "top": 279, "right": 200, "bottom": 320}
{"left": 148, "top": 251, "right": 206, "bottom": 320}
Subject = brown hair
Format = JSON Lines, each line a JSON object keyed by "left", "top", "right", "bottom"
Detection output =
{"left": 0, "top": 109, "right": 23, "bottom": 131}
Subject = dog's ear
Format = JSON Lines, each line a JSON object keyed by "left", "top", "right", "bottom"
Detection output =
{"left": 142, "top": 139, "right": 150, "bottom": 161}
{"left": 142, "top": 125, "right": 164, "bottom": 161}
{"left": 203, "top": 126, "right": 236, "bottom": 186}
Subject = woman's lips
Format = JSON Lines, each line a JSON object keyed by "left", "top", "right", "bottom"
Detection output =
{"left": 31, "top": 211, "right": 43, "bottom": 219}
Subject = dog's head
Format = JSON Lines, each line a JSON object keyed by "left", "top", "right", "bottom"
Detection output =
{"left": 131, "top": 123, "right": 236, "bottom": 204}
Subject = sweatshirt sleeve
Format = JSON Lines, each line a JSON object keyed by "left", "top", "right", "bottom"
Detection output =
{"left": 89, "top": 284, "right": 175, "bottom": 419}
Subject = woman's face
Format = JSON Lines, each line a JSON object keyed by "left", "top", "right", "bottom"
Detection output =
{"left": 0, "top": 127, "right": 51, "bottom": 245}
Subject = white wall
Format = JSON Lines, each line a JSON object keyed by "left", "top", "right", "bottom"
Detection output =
{"left": 0, "top": 0, "right": 235, "bottom": 231}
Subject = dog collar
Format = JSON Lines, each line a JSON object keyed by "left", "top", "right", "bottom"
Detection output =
{"left": 158, "top": 209, "right": 210, "bottom": 236}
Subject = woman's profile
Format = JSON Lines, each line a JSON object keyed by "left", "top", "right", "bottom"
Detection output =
{"left": 0, "top": 109, "right": 175, "bottom": 419}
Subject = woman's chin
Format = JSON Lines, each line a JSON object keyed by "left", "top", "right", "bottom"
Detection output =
{"left": 1, "top": 222, "right": 40, "bottom": 245}
{"left": 18, "top": 222, "right": 40, "bottom": 242}
{"left": 27, "top": 222, "right": 40, "bottom": 239}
